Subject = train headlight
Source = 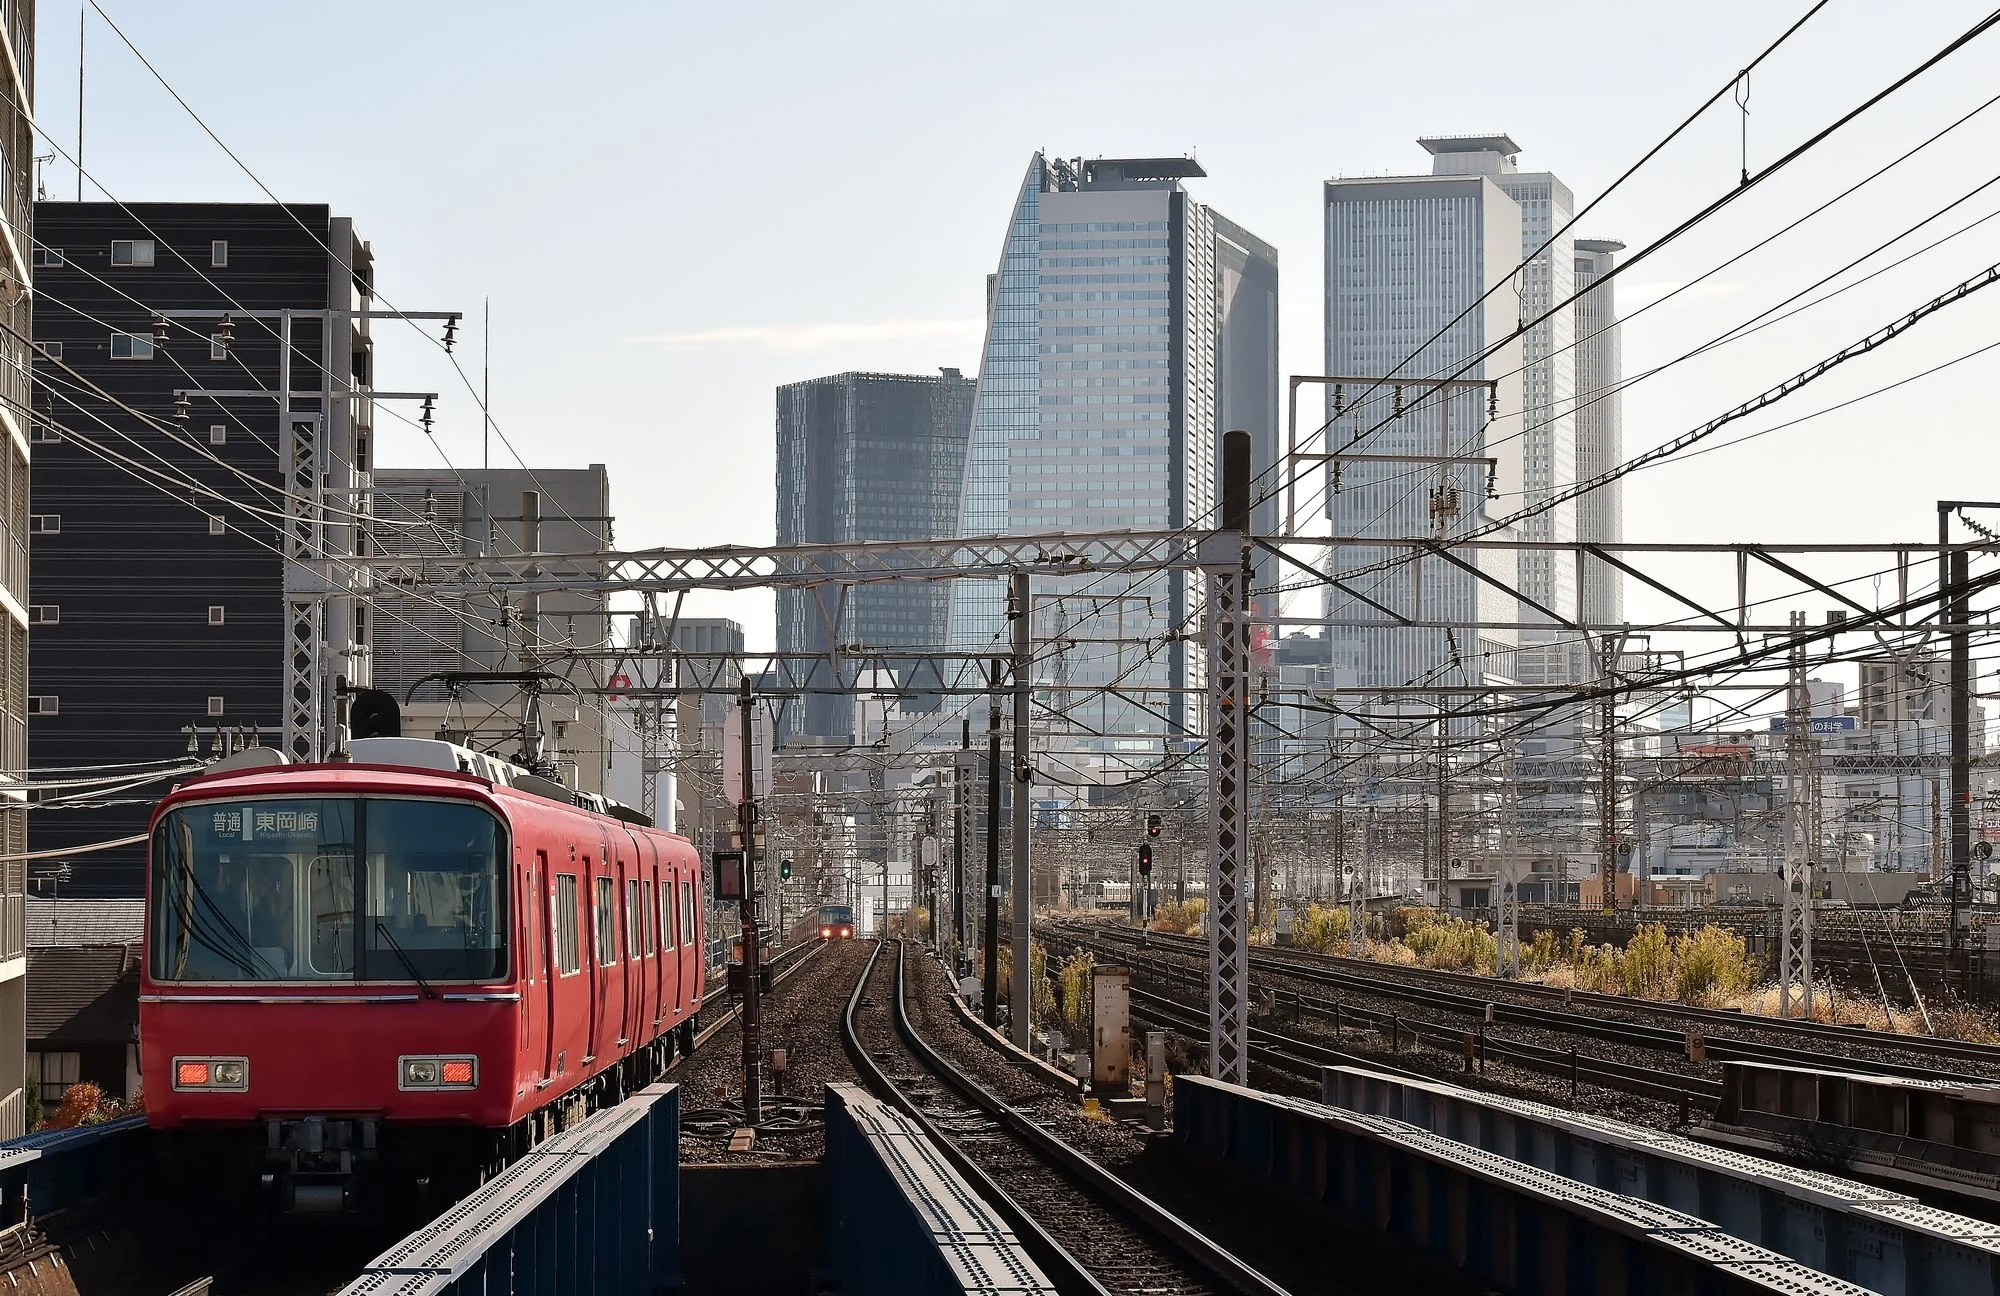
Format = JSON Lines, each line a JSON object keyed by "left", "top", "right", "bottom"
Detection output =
{"left": 172, "top": 1056, "right": 249, "bottom": 1091}
{"left": 399, "top": 1055, "right": 478, "bottom": 1090}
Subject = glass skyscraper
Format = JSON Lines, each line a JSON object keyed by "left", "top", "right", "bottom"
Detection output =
{"left": 950, "top": 155, "right": 1277, "bottom": 765}
{"left": 776, "top": 369, "right": 975, "bottom": 739}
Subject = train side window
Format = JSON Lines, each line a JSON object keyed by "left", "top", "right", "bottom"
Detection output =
{"left": 640, "top": 879, "right": 654, "bottom": 957}
{"left": 595, "top": 876, "right": 616, "bottom": 966}
{"left": 553, "top": 874, "right": 581, "bottom": 975}
{"left": 624, "top": 879, "right": 641, "bottom": 962}
{"left": 680, "top": 880, "right": 694, "bottom": 955}
{"left": 659, "top": 876, "right": 675, "bottom": 950}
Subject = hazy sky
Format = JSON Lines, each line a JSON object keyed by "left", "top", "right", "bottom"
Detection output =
{"left": 37, "top": 1, "right": 2000, "bottom": 655}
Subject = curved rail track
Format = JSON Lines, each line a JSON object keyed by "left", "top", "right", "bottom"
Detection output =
{"left": 842, "top": 939, "right": 1290, "bottom": 1296}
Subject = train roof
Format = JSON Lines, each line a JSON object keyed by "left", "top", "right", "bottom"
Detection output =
{"left": 155, "top": 739, "right": 673, "bottom": 838}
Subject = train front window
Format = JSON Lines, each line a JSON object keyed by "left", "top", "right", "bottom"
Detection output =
{"left": 360, "top": 799, "right": 505, "bottom": 982}
{"left": 151, "top": 797, "right": 505, "bottom": 984}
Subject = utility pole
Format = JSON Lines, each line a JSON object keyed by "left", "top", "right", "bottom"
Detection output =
{"left": 518, "top": 490, "right": 547, "bottom": 776}
{"left": 983, "top": 697, "right": 1002, "bottom": 1027}
{"left": 1777, "top": 611, "right": 1816, "bottom": 1020}
{"left": 735, "top": 678, "right": 763, "bottom": 1125}
{"left": 1935, "top": 501, "right": 1999, "bottom": 979}
{"left": 1350, "top": 805, "right": 1371, "bottom": 958}
{"left": 1434, "top": 712, "right": 1449, "bottom": 910}
{"left": 1009, "top": 571, "right": 1033, "bottom": 1049}
{"left": 1597, "top": 633, "right": 1622, "bottom": 914}
{"left": 1950, "top": 546, "right": 1974, "bottom": 972}
{"left": 1202, "top": 429, "right": 1254, "bottom": 1084}
{"left": 955, "top": 717, "right": 969, "bottom": 975}
{"left": 1497, "top": 741, "right": 1521, "bottom": 978}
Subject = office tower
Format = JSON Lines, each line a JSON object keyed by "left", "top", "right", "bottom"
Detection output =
{"left": 28, "top": 202, "right": 373, "bottom": 897}
{"left": 370, "top": 466, "right": 615, "bottom": 792}
{"left": 0, "top": 3, "right": 34, "bottom": 1139}
{"left": 951, "top": 154, "right": 1278, "bottom": 755}
{"left": 776, "top": 369, "right": 975, "bottom": 740}
{"left": 1574, "top": 238, "right": 1625, "bottom": 627}
{"left": 1322, "top": 142, "right": 1526, "bottom": 691}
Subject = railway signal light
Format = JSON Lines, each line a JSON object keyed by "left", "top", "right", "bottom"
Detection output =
{"left": 779, "top": 857, "right": 793, "bottom": 882}
{"left": 1138, "top": 843, "right": 1153, "bottom": 877}
{"left": 1146, "top": 813, "right": 1161, "bottom": 838}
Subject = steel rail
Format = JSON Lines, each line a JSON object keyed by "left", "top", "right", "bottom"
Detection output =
{"left": 838, "top": 941, "right": 1120, "bottom": 1296}
{"left": 1058, "top": 922, "right": 1999, "bottom": 1082}
{"left": 846, "top": 941, "right": 1293, "bottom": 1296}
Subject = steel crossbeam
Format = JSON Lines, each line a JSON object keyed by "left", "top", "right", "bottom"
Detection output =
{"left": 552, "top": 649, "right": 1007, "bottom": 697}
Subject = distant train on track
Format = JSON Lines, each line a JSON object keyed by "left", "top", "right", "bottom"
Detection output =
{"left": 140, "top": 737, "right": 706, "bottom": 1213}
{"left": 818, "top": 903, "right": 855, "bottom": 940}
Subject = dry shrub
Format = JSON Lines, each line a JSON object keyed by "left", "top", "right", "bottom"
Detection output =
{"left": 1401, "top": 914, "right": 1496, "bottom": 974}
{"left": 998, "top": 939, "right": 1057, "bottom": 1028}
{"left": 1058, "top": 950, "right": 1095, "bottom": 1033}
{"left": 1670, "top": 925, "right": 1759, "bottom": 1005}
{"left": 1622, "top": 924, "right": 1673, "bottom": 998}
{"left": 1932, "top": 1005, "right": 2000, "bottom": 1044}
{"left": 1149, "top": 899, "right": 1205, "bottom": 936}
{"left": 1292, "top": 903, "right": 1349, "bottom": 953}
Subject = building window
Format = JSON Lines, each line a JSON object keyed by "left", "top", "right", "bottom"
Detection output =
{"left": 210, "top": 240, "right": 228, "bottom": 268}
{"left": 554, "top": 874, "right": 581, "bottom": 975}
{"left": 29, "top": 422, "right": 59, "bottom": 444}
{"left": 207, "top": 696, "right": 225, "bottom": 716}
{"left": 36, "top": 342, "right": 60, "bottom": 361}
{"left": 32, "top": 1051, "right": 79, "bottom": 1100}
{"left": 26, "top": 696, "right": 57, "bottom": 716}
{"left": 209, "top": 336, "right": 227, "bottom": 361}
{"left": 27, "top": 605, "right": 56, "bottom": 625}
{"left": 208, "top": 515, "right": 226, "bottom": 536}
{"left": 27, "top": 515, "right": 57, "bottom": 535}
{"left": 109, "top": 332, "right": 153, "bottom": 361}
{"left": 33, "top": 247, "right": 62, "bottom": 269}
{"left": 207, "top": 605, "right": 226, "bottom": 625}
{"left": 110, "top": 239, "right": 155, "bottom": 267}
{"left": 208, "top": 424, "right": 226, "bottom": 446}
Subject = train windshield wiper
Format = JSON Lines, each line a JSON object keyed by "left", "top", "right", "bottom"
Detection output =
{"left": 374, "top": 921, "right": 437, "bottom": 1000}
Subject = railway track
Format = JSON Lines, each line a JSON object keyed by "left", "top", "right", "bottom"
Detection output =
{"left": 1044, "top": 924, "right": 1724, "bottom": 1109}
{"left": 1053, "top": 920, "right": 2000, "bottom": 1084}
{"left": 842, "top": 940, "right": 1289, "bottom": 1296}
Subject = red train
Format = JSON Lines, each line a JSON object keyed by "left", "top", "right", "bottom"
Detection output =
{"left": 139, "top": 737, "right": 705, "bottom": 1212}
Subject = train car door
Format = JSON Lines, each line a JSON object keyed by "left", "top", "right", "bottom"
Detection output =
{"left": 536, "top": 850, "right": 557, "bottom": 1083}
{"left": 598, "top": 825, "right": 629, "bottom": 1057}
{"left": 637, "top": 832, "right": 662, "bottom": 1035}
{"left": 581, "top": 845, "right": 602, "bottom": 1066}
{"left": 661, "top": 852, "right": 682, "bottom": 1023}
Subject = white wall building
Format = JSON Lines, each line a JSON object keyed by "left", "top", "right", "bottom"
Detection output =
{"left": 1322, "top": 136, "right": 1624, "bottom": 694}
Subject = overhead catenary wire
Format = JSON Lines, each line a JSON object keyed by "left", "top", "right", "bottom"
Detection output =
{"left": 80, "top": 0, "right": 595, "bottom": 542}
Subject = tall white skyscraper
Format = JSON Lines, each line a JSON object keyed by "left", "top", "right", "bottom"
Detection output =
{"left": 1321, "top": 141, "right": 1527, "bottom": 691}
{"left": 1575, "top": 239, "right": 1626, "bottom": 628}
{"left": 1323, "top": 136, "right": 1621, "bottom": 691}
{"left": 951, "top": 154, "right": 1277, "bottom": 759}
